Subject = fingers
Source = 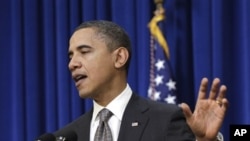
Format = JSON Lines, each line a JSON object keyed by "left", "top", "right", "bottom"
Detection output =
{"left": 197, "top": 77, "right": 209, "bottom": 100}
{"left": 208, "top": 78, "right": 221, "bottom": 100}
{"left": 203, "top": 77, "right": 228, "bottom": 109}
{"left": 222, "top": 98, "right": 229, "bottom": 110}
{"left": 179, "top": 103, "right": 192, "bottom": 119}
{"left": 198, "top": 77, "right": 227, "bottom": 101}
{"left": 213, "top": 80, "right": 227, "bottom": 108}
{"left": 217, "top": 85, "right": 228, "bottom": 109}
{"left": 217, "top": 85, "right": 227, "bottom": 101}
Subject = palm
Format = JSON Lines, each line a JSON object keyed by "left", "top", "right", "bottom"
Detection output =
{"left": 190, "top": 99, "right": 225, "bottom": 139}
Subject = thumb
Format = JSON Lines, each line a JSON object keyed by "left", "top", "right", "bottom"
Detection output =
{"left": 179, "top": 103, "right": 192, "bottom": 120}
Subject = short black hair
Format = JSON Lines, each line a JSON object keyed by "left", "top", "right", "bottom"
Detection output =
{"left": 74, "top": 20, "right": 132, "bottom": 74}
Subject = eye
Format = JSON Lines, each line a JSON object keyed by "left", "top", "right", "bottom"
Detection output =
{"left": 80, "top": 48, "right": 91, "bottom": 54}
{"left": 81, "top": 50, "right": 90, "bottom": 54}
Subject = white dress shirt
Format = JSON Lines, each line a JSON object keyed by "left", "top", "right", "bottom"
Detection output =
{"left": 90, "top": 84, "right": 132, "bottom": 141}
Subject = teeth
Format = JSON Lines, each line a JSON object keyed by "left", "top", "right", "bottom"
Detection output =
{"left": 74, "top": 75, "right": 86, "bottom": 82}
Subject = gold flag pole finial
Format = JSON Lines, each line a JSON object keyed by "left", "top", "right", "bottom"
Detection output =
{"left": 154, "top": 0, "right": 164, "bottom": 16}
{"left": 154, "top": 0, "right": 163, "bottom": 3}
{"left": 154, "top": 0, "right": 164, "bottom": 10}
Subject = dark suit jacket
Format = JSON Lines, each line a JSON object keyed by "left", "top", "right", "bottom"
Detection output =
{"left": 54, "top": 93, "right": 195, "bottom": 141}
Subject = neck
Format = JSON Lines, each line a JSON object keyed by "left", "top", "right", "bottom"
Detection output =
{"left": 94, "top": 81, "right": 127, "bottom": 107}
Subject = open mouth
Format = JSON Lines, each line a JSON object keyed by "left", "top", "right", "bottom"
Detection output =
{"left": 73, "top": 74, "right": 87, "bottom": 83}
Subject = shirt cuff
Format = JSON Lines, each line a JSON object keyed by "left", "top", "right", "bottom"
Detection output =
{"left": 217, "top": 132, "right": 223, "bottom": 141}
{"left": 196, "top": 132, "right": 223, "bottom": 141}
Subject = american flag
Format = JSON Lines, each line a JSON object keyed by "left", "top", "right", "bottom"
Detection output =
{"left": 148, "top": 5, "right": 178, "bottom": 104}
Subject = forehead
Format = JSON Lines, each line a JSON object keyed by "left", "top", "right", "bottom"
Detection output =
{"left": 69, "top": 28, "right": 108, "bottom": 51}
{"left": 70, "top": 28, "right": 95, "bottom": 45}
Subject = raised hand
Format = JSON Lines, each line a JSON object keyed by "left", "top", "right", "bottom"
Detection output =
{"left": 180, "top": 77, "right": 229, "bottom": 141}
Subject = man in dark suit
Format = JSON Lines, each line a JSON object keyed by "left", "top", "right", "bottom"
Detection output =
{"left": 53, "top": 20, "right": 228, "bottom": 141}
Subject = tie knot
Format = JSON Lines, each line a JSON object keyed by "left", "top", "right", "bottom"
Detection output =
{"left": 98, "top": 108, "right": 113, "bottom": 122}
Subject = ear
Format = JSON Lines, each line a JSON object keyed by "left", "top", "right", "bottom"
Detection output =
{"left": 112, "top": 47, "right": 129, "bottom": 69}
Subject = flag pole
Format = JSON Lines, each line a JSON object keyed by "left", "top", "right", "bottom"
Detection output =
{"left": 148, "top": 0, "right": 178, "bottom": 104}
{"left": 148, "top": 0, "right": 167, "bottom": 100}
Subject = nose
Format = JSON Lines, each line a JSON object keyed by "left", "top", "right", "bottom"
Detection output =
{"left": 68, "top": 56, "right": 82, "bottom": 71}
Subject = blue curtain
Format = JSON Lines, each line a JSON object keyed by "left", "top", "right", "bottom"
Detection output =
{"left": 0, "top": 0, "right": 249, "bottom": 141}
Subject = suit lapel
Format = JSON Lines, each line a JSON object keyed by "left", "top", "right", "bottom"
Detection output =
{"left": 118, "top": 94, "right": 150, "bottom": 141}
{"left": 76, "top": 109, "right": 93, "bottom": 141}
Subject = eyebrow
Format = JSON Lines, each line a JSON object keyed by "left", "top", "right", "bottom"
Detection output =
{"left": 68, "top": 45, "right": 92, "bottom": 57}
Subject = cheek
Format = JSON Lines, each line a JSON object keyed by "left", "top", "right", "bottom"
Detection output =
{"left": 88, "top": 56, "right": 114, "bottom": 78}
{"left": 84, "top": 49, "right": 115, "bottom": 78}
{"left": 93, "top": 52, "right": 113, "bottom": 67}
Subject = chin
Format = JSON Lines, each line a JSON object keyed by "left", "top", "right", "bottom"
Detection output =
{"left": 78, "top": 93, "right": 89, "bottom": 99}
{"left": 78, "top": 90, "right": 92, "bottom": 99}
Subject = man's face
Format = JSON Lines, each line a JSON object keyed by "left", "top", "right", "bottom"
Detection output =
{"left": 68, "top": 28, "right": 116, "bottom": 99}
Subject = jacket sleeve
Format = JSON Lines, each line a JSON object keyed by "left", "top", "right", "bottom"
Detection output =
{"left": 164, "top": 107, "right": 195, "bottom": 141}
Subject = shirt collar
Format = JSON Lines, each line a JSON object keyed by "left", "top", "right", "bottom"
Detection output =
{"left": 92, "top": 84, "right": 132, "bottom": 122}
